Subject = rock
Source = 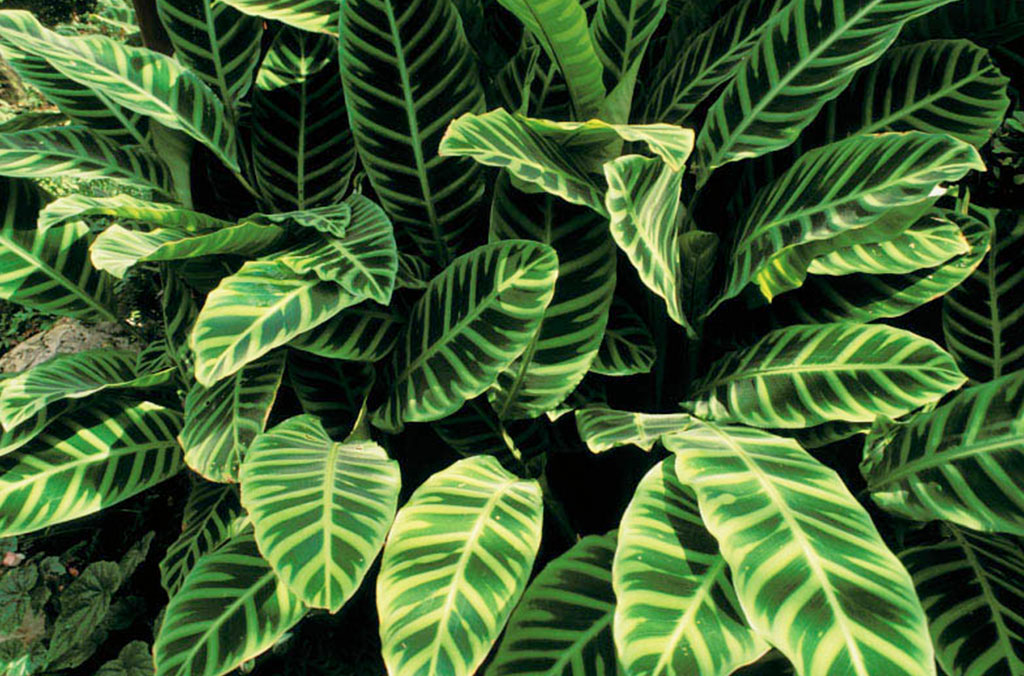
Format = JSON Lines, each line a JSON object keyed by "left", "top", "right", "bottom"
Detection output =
{"left": 0, "top": 317, "right": 139, "bottom": 374}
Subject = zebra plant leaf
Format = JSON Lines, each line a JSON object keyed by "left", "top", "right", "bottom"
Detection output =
{"left": 710, "top": 132, "right": 983, "bottom": 311}
{"left": 0, "top": 179, "right": 116, "bottom": 321}
{"left": 605, "top": 155, "right": 692, "bottom": 333}
{"left": 591, "top": 0, "right": 667, "bottom": 90}
{"left": 0, "top": 397, "right": 82, "bottom": 458}
{"left": 487, "top": 531, "right": 621, "bottom": 676}
{"left": 688, "top": 323, "right": 966, "bottom": 428}
{"left": 155, "top": 0, "right": 262, "bottom": 113}
{"left": 373, "top": 240, "right": 558, "bottom": 433}
{"left": 432, "top": 397, "right": 551, "bottom": 473}
{"left": 943, "top": 208, "right": 1024, "bottom": 382}
{"left": 487, "top": 175, "right": 615, "bottom": 420}
{"left": 240, "top": 415, "right": 400, "bottom": 612}
{"left": 253, "top": 28, "right": 355, "bottom": 211}
{"left": 37, "top": 193, "right": 232, "bottom": 233}
{"left": 274, "top": 194, "right": 398, "bottom": 305}
{"left": 495, "top": 0, "right": 605, "bottom": 119}
{"left": 289, "top": 303, "right": 404, "bottom": 362}
{"left": 180, "top": 351, "right": 286, "bottom": 484}
{"left": 90, "top": 222, "right": 286, "bottom": 279}
{"left": 574, "top": 407, "right": 693, "bottom": 452}
{"left": 614, "top": 458, "right": 768, "bottom": 676}
{"left": 339, "top": 0, "right": 486, "bottom": 264}
{"left": 0, "top": 127, "right": 173, "bottom": 196}
{"left": 0, "top": 400, "right": 183, "bottom": 537}
{"left": 159, "top": 482, "right": 248, "bottom": 597}
{"left": 591, "top": 295, "right": 656, "bottom": 376}
{"left": 778, "top": 210, "right": 991, "bottom": 323}
{"left": 666, "top": 421, "right": 935, "bottom": 676}
{"left": 903, "top": 0, "right": 1024, "bottom": 46}
{"left": 190, "top": 259, "right": 357, "bottom": 386}
{"left": 153, "top": 529, "right": 307, "bottom": 676}
{"left": 0, "top": 11, "right": 239, "bottom": 171}
{"left": 899, "top": 525, "right": 1024, "bottom": 676}
{"left": 218, "top": 0, "right": 338, "bottom": 33}
{"left": 692, "top": 0, "right": 960, "bottom": 177}
{"left": 287, "top": 353, "right": 375, "bottom": 440}
{"left": 861, "top": 370, "right": 1024, "bottom": 536}
{"left": 377, "top": 455, "right": 543, "bottom": 676}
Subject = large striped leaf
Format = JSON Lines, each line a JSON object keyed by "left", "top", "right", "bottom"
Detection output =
{"left": 591, "top": 0, "right": 666, "bottom": 90}
{"left": 37, "top": 193, "right": 232, "bottom": 233}
{"left": 496, "top": 0, "right": 605, "bottom": 119}
{"left": 614, "top": 458, "right": 767, "bottom": 676}
{"left": 274, "top": 194, "right": 398, "bottom": 305}
{"left": 162, "top": 268, "right": 199, "bottom": 377}
{"left": 286, "top": 353, "right": 374, "bottom": 441}
{"left": 809, "top": 39, "right": 1011, "bottom": 148}
{"left": 0, "top": 396, "right": 82, "bottom": 458}
{"left": 190, "top": 259, "right": 357, "bottom": 386}
{"left": 487, "top": 175, "right": 615, "bottom": 420}
{"left": 692, "top": 0, "right": 959, "bottom": 178}
{"left": 0, "top": 400, "right": 183, "bottom": 537}
{"left": 288, "top": 303, "right": 403, "bottom": 362}
{"left": 777, "top": 209, "right": 990, "bottom": 323}
{"left": 180, "top": 350, "right": 286, "bottom": 483}
{"left": 641, "top": 0, "right": 783, "bottom": 125}
{"left": 155, "top": 0, "right": 262, "bottom": 113}
{"left": 253, "top": 28, "right": 355, "bottom": 212}
{"left": 574, "top": 406, "right": 693, "bottom": 452}
{"left": 159, "top": 482, "right": 247, "bottom": 597}
{"left": 240, "top": 415, "right": 400, "bottom": 612}
{"left": 90, "top": 222, "right": 286, "bottom": 279}
{"left": 710, "top": 132, "right": 983, "bottom": 311}
{"left": 666, "top": 421, "right": 935, "bottom": 676}
{"left": 0, "top": 127, "right": 173, "bottom": 196}
{"left": 943, "top": 208, "right": 1024, "bottom": 382}
{"left": 861, "top": 370, "right": 1024, "bottom": 536}
{"left": 0, "top": 348, "right": 157, "bottom": 429}
{"left": 0, "top": 178, "right": 116, "bottom": 321}
{"left": 904, "top": 0, "right": 1024, "bottom": 45}
{"left": 339, "top": 0, "right": 486, "bottom": 264}
{"left": 687, "top": 323, "right": 966, "bottom": 428}
{"left": 153, "top": 529, "right": 307, "bottom": 676}
{"left": 591, "top": 295, "right": 655, "bottom": 376}
{"left": 604, "top": 155, "right": 692, "bottom": 333}
{"left": 373, "top": 240, "right": 558, "bottom": 433}
{"left": 899, "top": 525, "right": 1024, "bottom": 676}
{"left": 218, "top": 0, "right": 338, "bottom": 33}
{"left": 0, "top": 11, "right": 238, "bottom": 171}
{"left": 377, "top": 455, "right": 543, "bottom": 676}
{"left": 432, "top": 397, "right": 551, "bottom": 472}
{"left": 488, "top": 531, "right": 621, "bottom": 675}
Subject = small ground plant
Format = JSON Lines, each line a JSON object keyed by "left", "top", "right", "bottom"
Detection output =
{"left": 0, "top": 0, "right": 1021, "bottom": 674}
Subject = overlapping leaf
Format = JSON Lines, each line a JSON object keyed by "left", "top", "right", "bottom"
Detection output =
{"left": 862, "top": 370, "right": 1024, "bottom": 536}
{"left": 377, "top": 455, "right": 543, "bottom": 676}
{"left": 37, "top": 193, "right": 232, "bottom": 233}
{"left": 667, "top": 421, "right": 935, "bottom": 676}
{"left": 339, "top": 0, "right": 486, "bottom": 264}
{"left": 219, "top": 0, "right": 338, "bottom": 33}
{"left": 574, "top": 406, "right": 693, "bottom": 452}
{"left": 591, "top": 295, "right": 655, "bottom": 376}
{"left": 287, "top": 353, "right": 374, "bottom": 440}
{"left": 288, "top": 303, "right": 403, "bottom": 362}
{"left": 687, "top": 323, "right": 966, "bottom": 428}
{"left": 0, "top": 400, "right": 183, "bottom": 537}
{"left": 373, "top": 240, "right": 558, "bottom": 433}
{"left": 240, "top": 415, "right": 400, "bottom": 611}
{"left": 614, "top": 458, "right": 767, "bottom": 676}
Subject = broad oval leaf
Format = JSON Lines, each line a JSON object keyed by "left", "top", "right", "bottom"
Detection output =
{"left": 339, "top": 0, "right": 486, "bottom": 264}
{"left": 219, "top": 0, "right": 338, "bottom": 33}
{"left": 487, "top": 175, "right": 615, "bottom": 420}
{"left": 181, "top": 350, "right": 286, "bottom": 483}
{"left": 37, "top": 193, "right": 233, "bottom": 233}
{"left": 373, "top": 240, "right": 558, "bottom": 433}
{"left": 687, "top": 323, "right": 966, "bottom": 428}
{"left": 240, "top": 415, "right": 400, "bottom": 612}
{"left": 666, "top": 421, "right": 935, "bottom": 676}
{"left": 153, "top": 529, "right": 307, "bottom": 676}
{"left": 899, "top": 525, "right": 1024, "bottom": 676}
{"left": 377, "top": 455, "right": 543, "bottom": 676}
{"left": 159, "top": 481, "right": 247, "bottom": 597}
{"left": 591, "top": 295, "right": 656, "bottom": 376}
{"left": 861, "top": 370, "right": 1024, "bottom": 536}
{"left": 574, "top": 406, "right": 693, "bottom": 452}
{"left": 190, "top": 259, "right": 357, "bottom": 386}
{"left": 0, "top": 400, "right": 183, "bottom": 537}
{"left": 487, "top": 531, "right": 622, "bottom": 676}
{"left": 288, "top": 303, "right": 404, "bottom": 362}
{"left": 286, "top": 353, "right": 375, "bottom": 441}
{"left": 692, "top": 0, "right": 959, "bottom": 177}
{"left": 614, "top": 458, "right": 767, "bottom": 676}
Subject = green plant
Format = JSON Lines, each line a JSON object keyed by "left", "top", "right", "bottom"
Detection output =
{"left": 0, "top": 0, "right": 1020, "bottom": 674}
